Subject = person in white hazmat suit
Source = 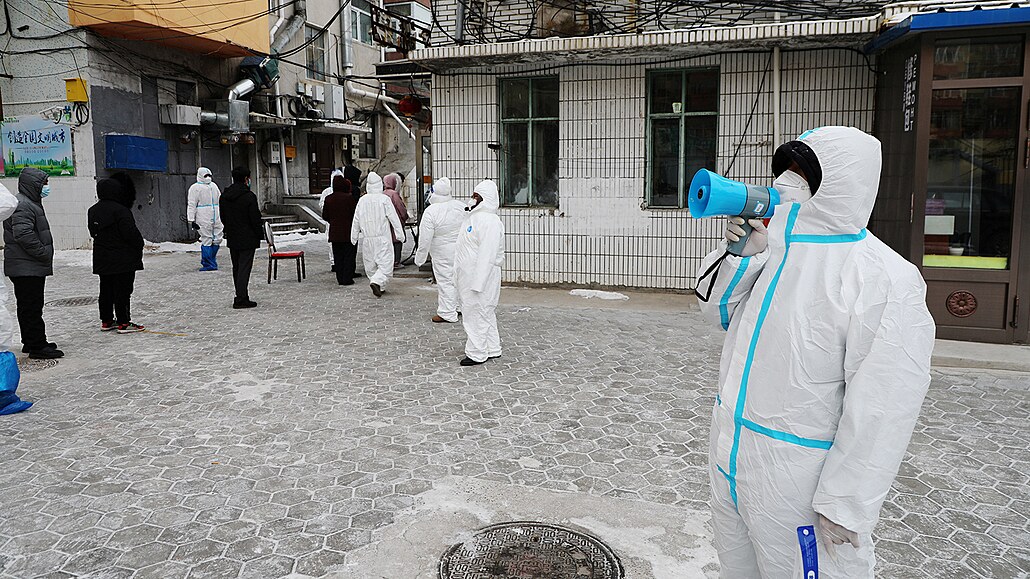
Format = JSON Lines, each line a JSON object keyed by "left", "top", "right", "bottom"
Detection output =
{"left": 186, "top": 167, "right": 224, "bottom": 271}
{"left": 0, "top": 183, "right": 31, "bottom": 415}
{"left": 351, "top": 172, "right": 403, "bottom": 297}
{"left": 414, "top": 177, "right": 468, "bottom": 323}
{"left": 320, "top": 168, "right": 345, "bottom": 271}
{"left": 695, "top": 126, "right": 935, "bottom": 578}
{"left": 454, "top": 180, "right": 504, "bottom": 367}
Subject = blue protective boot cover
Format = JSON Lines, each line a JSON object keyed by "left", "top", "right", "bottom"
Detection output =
{"left": 0, "top": 352, "right": 30, "bottom": 415}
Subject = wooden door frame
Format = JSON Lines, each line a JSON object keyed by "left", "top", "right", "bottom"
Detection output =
{"left": 912, "top": 29, "right": 1029, "bottom": 343}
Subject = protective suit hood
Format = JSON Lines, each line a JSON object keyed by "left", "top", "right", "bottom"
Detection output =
{"left": 366, "top": 172, "right": 384, "bottom": 196}
{"left": 196, "top": 167, "right": 213, "bottom": 184}
{"left": 472, "top": 180, "right": 499, "bottom": 214}
{"left": 429, "top": 177, "right": 453, "bottom": 204}
{"left": 18, "top": 168, "right": 47, "bottom": 204}
{"left": 792, "top": 126, "right": 881, "bottom": 236}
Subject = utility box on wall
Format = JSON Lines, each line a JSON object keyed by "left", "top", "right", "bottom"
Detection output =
{"left": 105, "top": 135, "right": 168, "bottom": 172}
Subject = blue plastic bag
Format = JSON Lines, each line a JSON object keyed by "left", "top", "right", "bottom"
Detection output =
{"left": 0, "top": 351, "right": 30, "bottom": 415}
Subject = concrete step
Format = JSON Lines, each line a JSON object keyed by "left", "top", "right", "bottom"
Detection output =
{"left": 270, "top": 221, "right": 311, "bottom": 229}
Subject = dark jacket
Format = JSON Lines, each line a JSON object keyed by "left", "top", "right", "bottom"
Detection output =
{"left": 323, "top": 190, "right": 358, "bottom": 243}
{"left": 220, "top": 183, "right": 264, "bottom": 250}
{"left": 344, "top": 164, "right": 361, "bottom": 192}
{"left": 88, "top": 179, "right": 145, "bottom": 275}
{"left": 3, "top": 168, "right": 54, "bottom": 277}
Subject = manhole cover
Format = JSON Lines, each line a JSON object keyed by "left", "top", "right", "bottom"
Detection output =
{"left": 439, "top": 521, "right": 624, "bottom": 579}
{"left": 19, "top": 358, "right": 58, "bottom": 373}
{"left": 46, "top": 296, "right": 97, "bottom": 307}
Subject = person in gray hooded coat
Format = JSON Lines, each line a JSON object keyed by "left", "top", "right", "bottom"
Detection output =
{"left": 3, "top": 168, "right": 62, "bottom": 359}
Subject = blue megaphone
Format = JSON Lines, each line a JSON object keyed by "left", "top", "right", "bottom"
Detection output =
{"left": 688, "top": 169, "right": 780, "bottom": 256}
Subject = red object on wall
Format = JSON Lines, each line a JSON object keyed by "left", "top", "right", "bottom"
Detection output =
{"left": 398, "top": 95, "right": 422, "bottom": 116}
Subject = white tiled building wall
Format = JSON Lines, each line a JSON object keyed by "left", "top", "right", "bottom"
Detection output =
{"left": 431, "top": 49, "right": 875, "bottom": 289}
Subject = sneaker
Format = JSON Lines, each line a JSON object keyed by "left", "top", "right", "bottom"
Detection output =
{"left": 233, "top": 300, "right": 257, "bottom": 309}
{"left": 432, "top": 315, "right": 456, "bottom": 324}
{"left": 460, "top": 357, "right": 485, "bottom": 367}
{"left": 101, "top": 321, "right": 117, "bottom": 332}
{"left": 29, "top": 347, "right": 64, "bottom": 359}
{"left": 370, "top": 283, "right": 383, "bottom": 298}
{"left": 117, "top": 322, "right": 145, "bottom": 334}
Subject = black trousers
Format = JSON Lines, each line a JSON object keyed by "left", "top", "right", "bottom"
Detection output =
{"left": 230, "top": 248, "right": 256, "bottom": 302}
{"left": 331, "top": 242, "right": 357, "bottom": 284}
{"left": 10, "top": 276, "right": 48, "bottom": 351}
{"left": 99, "top": 272, "right": 136, "bottom": 324}
{"left": 393, "top": 241, "right": 402, "bottom": 265}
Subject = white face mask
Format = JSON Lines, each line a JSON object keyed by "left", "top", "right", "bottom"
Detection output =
{"left": 773, "top": 170, "right": 812, "bottom": 205}
{"left": 200, "top": 175, "right": 212, "bottom": 185}
{"left": 466, "top": 197, "right": 480, "bottom": 212}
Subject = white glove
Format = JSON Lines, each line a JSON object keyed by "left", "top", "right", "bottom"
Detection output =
{"left": 818, "top": 514, "right": 861, "bottom": 549}
{"left": 724, "top": 217, "right": 768, "bottom": 257}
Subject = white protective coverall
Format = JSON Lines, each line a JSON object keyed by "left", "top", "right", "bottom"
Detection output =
{"left": 351, "top": 172, "right": 403, "bottom": 289}
{"left": 454, "top": 180, "right": 505, "bottom": 362}
{"left": 0, "top": 183, "right": 20, "bottom": 352}
{"left": 696, "top": 127, "right": 935, "bottom": 578}
{"left": 320, "top": 169, "right": 345, "bottom": 267}
{"left": 187, "top": 167, "right": 224, "bottom": 246}
{"left": 414, "top": 177, "right": 468, "bottom": 322}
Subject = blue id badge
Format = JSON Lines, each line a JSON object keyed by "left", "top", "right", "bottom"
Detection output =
{"left": 797, "top": 525, "right": 819, "bottom": 579}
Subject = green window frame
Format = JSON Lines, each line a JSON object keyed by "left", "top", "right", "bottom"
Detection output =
{"left": 646, "top": 68, "right": 719, "bottom": 208}
{"left": 499, "top": 76, "right": 560, "bottom": 208}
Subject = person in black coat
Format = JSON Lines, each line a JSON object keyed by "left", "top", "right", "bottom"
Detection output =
{"left": 323, "top": 176, "right": 359, "bottom": 285}
{"left": 220, "top": 166, "right": 263, "bottom": 309}
{"left": 88, "top": 177, "right": 145, "bottom": 333}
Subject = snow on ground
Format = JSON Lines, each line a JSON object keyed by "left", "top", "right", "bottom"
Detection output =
{"left": 570, "top": 289, "right": 630, "bottom": 301}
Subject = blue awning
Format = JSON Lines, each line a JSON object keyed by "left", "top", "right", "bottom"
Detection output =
{"left": 866, "top": 6, "right": 1030, "bottom": 53}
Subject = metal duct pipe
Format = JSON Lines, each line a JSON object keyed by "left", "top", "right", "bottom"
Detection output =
{"left": 271, "top": 0, "right": 307, "bottom": 53}
{"left": 228, "top": 78, "right": 258, "bottom": 101}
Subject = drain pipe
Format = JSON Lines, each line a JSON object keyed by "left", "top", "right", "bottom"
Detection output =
{"left": 271, "top": 0, "right": 306, "bottom": 199}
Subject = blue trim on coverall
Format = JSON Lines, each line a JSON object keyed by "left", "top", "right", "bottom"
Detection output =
{"left": 720, "top": 257, "right": 752, "bottom": 331}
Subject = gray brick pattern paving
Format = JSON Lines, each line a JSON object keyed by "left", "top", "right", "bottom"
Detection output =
{"left": 0, "top": 243, "right": 1027, "bottom": 578}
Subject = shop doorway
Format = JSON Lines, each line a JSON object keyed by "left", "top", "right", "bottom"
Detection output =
{"left": 919, "top": 33, "right": 1030, "bottom": 342}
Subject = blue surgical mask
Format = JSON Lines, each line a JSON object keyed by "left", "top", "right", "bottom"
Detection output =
{"left": 40, "top": 185, "right": 51, "bottom": 198}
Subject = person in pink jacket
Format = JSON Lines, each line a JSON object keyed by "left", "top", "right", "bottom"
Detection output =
{"left": 382, "top": 173, "right": 408, "bottom": 267}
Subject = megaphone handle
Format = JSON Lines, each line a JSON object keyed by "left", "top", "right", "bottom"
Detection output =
{"left": 727, "top": 219, "right": 752, "bottom": 257}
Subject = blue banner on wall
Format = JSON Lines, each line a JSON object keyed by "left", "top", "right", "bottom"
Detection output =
{"left": 1, "top": 116, "right": 76, "bottom": 177}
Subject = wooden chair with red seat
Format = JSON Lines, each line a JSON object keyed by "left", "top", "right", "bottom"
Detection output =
{"left": 264, "top": 222, "right": 306, "bottom": 283}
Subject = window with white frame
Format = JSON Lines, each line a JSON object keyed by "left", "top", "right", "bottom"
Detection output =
{"left": 305, "top": 25, "right": 326, "bottom": 81}
{"left": 351, "top": 0, "right": 374, "bottom": 45}
{"left": 647, "top": 68, "right": 719, "bottom": 208}
{"left": 499, "top": 76, "right": 560, "bottom": 207}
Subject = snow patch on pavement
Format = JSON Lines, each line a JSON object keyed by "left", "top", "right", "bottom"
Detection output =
{"left": 570, "top": 289, "right": 630, "bottom": 301}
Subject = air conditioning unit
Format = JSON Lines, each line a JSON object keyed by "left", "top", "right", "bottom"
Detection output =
{"left": 323, "top": 85, "right": 346, "bottom": 120}
{"left": 159, "top": 105, "right": 202, "bottom": 126}
{"left": 313, "top": 85, "right": 325, "bottom": 103}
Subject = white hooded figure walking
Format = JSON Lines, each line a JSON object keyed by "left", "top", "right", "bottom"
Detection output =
{"left": 454, "top": 180, "right": 504, "bottom": 366}
{"left": 351, "top": 171, "right": 403, "bottom": 297}
{"left": 187, "top": 167, "right": 224, "bottom": 271}
{"left": 695, "top": 126, "right": 935, "bottom": 577}
{"left": 414, "top": 177, "right": 467, "bottom": 323}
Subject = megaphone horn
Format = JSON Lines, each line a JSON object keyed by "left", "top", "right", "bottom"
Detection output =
{"left": 687, "top": 169, "right": 780, "bottom": 256}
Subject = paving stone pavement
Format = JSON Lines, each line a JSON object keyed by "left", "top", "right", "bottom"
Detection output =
{"left": 0, "top": 239, "right": 1027, "bottom": 578}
